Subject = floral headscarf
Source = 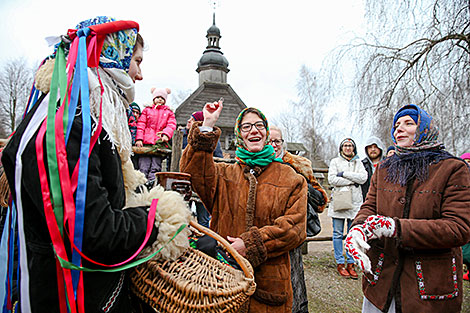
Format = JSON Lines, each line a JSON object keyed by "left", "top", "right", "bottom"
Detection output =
{"left": 234, "top": 108, "right": 282, "bottom": 167}
{"left": 76, "top": 16, "right": 140, "bottom": 162}
{"left": 76, "top": 16, "right": 138, "bottom": 72}
{"left": 234, "top": 107, "right": 270, "bottom": 149}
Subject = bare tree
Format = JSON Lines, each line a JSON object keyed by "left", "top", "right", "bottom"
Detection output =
{"left": 288, "top": 65, "right": 337, "bottom": 162}
{"left": 0, "top": 58, "right": 34, "bottom": 136}
{"left": 323, "top": 0, "right": 470, "bottom": 154}
{"left": 271, "top": 108, "right": 302, "bottom": 143}
{"left": 169, "top": 88, "right": 192, "bottom": 110}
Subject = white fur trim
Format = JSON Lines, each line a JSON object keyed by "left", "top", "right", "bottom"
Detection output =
{"left": 126, "top": 184, "right": 191, "bottom": 261}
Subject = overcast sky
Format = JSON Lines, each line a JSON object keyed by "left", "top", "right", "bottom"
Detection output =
{"left": 0, "top": 1, "right": 364, "bottom": 110}
{"left": 0, "top": 0, "right": 369, "bottom": 152}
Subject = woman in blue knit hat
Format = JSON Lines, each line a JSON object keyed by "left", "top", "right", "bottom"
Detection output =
{"left": 345, "top": 104, "right": 470, "bottom": 312}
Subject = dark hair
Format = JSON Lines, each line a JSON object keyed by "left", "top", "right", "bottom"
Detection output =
{"left": 238, "top": 108, "right": 266, "bottom": 127}
{"left": 133, "top": 33, "right": 144, "bottom": 53}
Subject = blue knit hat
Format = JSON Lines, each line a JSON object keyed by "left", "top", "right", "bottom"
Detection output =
{"left": 393, "top": 105, "right": 418, "bottom": 126}
{"left": 391, "top": 104, "right": 437, "bottom": 146}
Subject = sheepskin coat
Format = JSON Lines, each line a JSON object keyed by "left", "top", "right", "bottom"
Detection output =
{"left": 352, "top": 158, "right": 470, "bottom": 313}
{"left": 282, "top": 151, "right": 328, "bottom": 213}
{"left": 2, "top": 96, "right": 159, "bottom": 313}
{"left": 180, "top": 124, "right": 307, "bottom": 313}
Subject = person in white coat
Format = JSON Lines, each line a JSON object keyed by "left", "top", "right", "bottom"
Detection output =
{"left": 328, "top": 138, "right": 368, "bottom": 279}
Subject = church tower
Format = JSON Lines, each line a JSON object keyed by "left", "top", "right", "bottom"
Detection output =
{"left": 175, "top": 12, "right": 246, "bottom": 155}
{"left": 196, "top": 13, "right": 230, "bottom": 85}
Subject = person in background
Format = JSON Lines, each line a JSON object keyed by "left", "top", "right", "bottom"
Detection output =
{"left": 328, "top": 138, "right": 368, "bottom": 279}
{"left": 361, "top": 136, "right": 385, "bottom": 201}
{"left": 182, "top": 111, "right": 223, "bottom": 227}
{"left": 180, "top": 104, "right": 307, "bottom": 313}
{"left": 386, "top": 145, "right": 396, "bottom": 157}
{"left": 135, "top": 87, "right": 176, "bottom": 183}
{"left": 183, "top": 111, "right": 223, "bottom": 158}
{"left": 460, "top": 152, "right": 470, "bottom": 165}
{"left": 270, "top": 125, "right": 327, "bottom": 313}
{"left": 459, "top": 152, "right": 470, "bottom": 281}
{"left": 128, "top": 101, "right": 141, "bottom": 169}
{"left": 346, "top": 104, "right": 470, "bottom": 313}
{"left": 1, "top": 16, "right": 160, "bottom": 312}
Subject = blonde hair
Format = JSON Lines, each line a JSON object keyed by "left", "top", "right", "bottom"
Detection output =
{"left": 269, "top": 125, "right": 288, "bottom": 151}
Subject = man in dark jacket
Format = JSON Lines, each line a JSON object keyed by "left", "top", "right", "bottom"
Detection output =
{"left": 361, "top": 136, "right": 385, "bottom": 201}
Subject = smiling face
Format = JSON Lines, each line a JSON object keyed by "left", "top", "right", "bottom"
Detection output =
{"left": 341, "top": 142, "right": 355, "bottom": 158}
{"left": 269, "top": 129, "right": 283, "bottom": 158}
{"left": 239, "top": 112, "right": 267, "bottom": 153}
{"left": 393, "top": 115, "right": 417, "bottom": 147}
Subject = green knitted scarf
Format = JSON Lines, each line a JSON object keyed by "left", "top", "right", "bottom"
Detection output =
{"left": 235, "top": 145, "right": 282, "bottom": 167}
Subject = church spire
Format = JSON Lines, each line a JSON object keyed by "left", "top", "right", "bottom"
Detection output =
{"left": 196, "top": 11, "right": 229, "bottom": 85}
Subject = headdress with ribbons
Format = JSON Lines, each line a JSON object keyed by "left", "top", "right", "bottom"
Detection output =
{"left": 0, "top": 17, "right": 184, "bottom": 313}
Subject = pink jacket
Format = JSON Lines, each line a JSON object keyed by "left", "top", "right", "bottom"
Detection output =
{"left": 136, "top": 104, "right": 176, "bottom": 144}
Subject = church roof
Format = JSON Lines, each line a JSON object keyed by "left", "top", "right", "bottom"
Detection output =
{"left": 174, "top": 82, "right": 246, "bottom": 128}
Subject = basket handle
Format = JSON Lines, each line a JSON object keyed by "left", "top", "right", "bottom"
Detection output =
{"left": 189, "top": 220, "right": 253, "bottom": 279}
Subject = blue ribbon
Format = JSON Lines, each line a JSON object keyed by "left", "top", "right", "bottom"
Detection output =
{"left": 69, "top": 27, "right": 92, "bottom": 293}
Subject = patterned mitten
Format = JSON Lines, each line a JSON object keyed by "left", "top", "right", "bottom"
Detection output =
{"left": 345, "top": 225, "right": 372, "bottom": 274}
{"left": 363, "top": 215, "right": 396, "bottom": 240}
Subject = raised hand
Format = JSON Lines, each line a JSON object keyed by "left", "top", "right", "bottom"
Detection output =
{"left": 345, "top": 225, "right": 372, "bottom": 274}
{"left": 202, "top": 98, "right": 224, "bottom": 128}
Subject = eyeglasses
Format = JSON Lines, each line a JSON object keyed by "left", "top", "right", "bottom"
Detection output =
{"left": 239, "top": 121, "right": 266, "bottom": 132}
{"left": 270, "top": 139, "right": 284, "bottom": 145}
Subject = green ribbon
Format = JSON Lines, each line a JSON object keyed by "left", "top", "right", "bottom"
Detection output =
{"left": 45, "top": 44, "right": 68, "bottom": 235}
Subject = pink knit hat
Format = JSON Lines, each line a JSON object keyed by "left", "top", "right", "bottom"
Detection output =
{"left": 151, "top": 87, "right": 171, "bottom": 103}
{"left": 460, "top": 152, "right": 470, "bottom": 160}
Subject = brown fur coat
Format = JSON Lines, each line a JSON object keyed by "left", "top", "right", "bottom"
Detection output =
{"left": 180, "top": 125, "right": 307, "bottom": 313}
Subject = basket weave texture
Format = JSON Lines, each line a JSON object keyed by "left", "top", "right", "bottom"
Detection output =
{"left": 130, "top": 221, "right": 256, "bottom": 313}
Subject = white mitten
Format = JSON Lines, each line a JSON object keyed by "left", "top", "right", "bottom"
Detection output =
{"left": 345, "top": 225, "right": 372, "bottom": 274}
{"left": 363, "top": 215, "right": 396, "bottom": 240}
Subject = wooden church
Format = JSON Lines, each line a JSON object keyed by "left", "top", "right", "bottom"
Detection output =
{"left": 174, "top": 14, "right": 246, "bottom": 155}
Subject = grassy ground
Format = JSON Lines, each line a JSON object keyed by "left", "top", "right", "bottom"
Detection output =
{"left": 303, "top": 251, "right": 470, "bottom": 313}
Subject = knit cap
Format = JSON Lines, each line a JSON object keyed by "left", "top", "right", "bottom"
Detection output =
{"left": 393, "top": 105, "right": 418, "bottom": 125}
{"left": 191, "top": 111, "right": 204, "bottom": 122}
{"left": 151, "top": 87, "right": 171, "bottom": 103}
{"left": 130, "top": 102, "right": 140, "bottom": 112}
{"left": 339, "top": 138, "right": 357, "bottom": 156}
{"left": 460, "top": 152, "right": 470, "bottom": 161}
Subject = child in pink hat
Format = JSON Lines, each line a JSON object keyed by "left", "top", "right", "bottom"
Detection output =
{"left": 135, "top": 87, "right": 176, "bottom": 182}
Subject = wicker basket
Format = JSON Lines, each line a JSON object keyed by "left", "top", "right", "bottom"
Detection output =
{"left": 130, "top": 220, "right": 256, "bottom": 313}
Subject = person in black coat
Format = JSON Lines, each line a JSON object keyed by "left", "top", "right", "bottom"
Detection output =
{"left": 361, "top": 136, "right": 385, "bottom": 201}
{"left": 1, "top": 17, "right": 159, "bottom": 313}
